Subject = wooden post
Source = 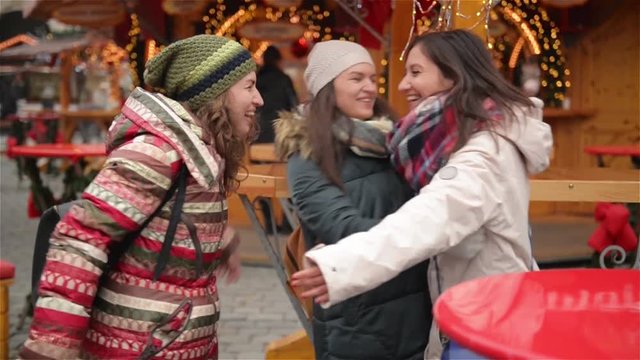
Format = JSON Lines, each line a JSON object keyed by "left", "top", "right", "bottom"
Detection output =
{"left": 451, "top": 0, "right": 488, "bottom": 41}
{"left": 0, "top": 260, "right": 15, "bottom": 360}
{"left": 0, "top": 278, "right": 12, "bottom": 360}
{"left": 59, "top": 52, "right": 72, "bottom": 110}
{"left": 388, "top": 0, "right": 414, "bottom": 117}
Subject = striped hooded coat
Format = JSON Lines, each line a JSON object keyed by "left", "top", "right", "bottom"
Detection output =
{"left": 21, "top": 88, "right": 229, "bottom": 360}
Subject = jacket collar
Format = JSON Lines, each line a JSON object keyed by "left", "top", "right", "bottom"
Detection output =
{"left": 121, "top": 87, "right": 221, "bottom": 189}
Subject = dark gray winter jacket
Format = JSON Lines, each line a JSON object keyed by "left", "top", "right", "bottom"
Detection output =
{"left": 275, "top": 110, "right": 431, "bottom": 360}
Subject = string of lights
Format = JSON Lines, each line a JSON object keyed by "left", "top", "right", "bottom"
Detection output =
{"left": 203, "top": 1, "right": 335, "bottom": 46}
{"left": 118, "top": 0, "right": 568, "bottom": 105}
{"left": 496, "top": 0, "right": 569, "bottom": 106}
{"left": 124, "top": 13, "right": 140, "bottom": 87}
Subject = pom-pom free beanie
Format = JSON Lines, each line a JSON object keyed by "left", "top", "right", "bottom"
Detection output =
{"left": 144, "top": 35, "right": 256, "bottom": 110}
{"left": 304, "top": 40, "right": 374, "bottom": 97}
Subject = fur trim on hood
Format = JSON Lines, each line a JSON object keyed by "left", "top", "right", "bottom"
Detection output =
{"left": 274, "top": 109, "right": 313, "bottom": 160}
{"left": 274, "top": 108, "right": 394, "bottom": 161}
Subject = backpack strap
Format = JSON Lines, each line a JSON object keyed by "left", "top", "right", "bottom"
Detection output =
{"left": 107, "top": 163, "right": 188, "bottom": 273}
{"left": 153, "top": 164, "right": 189, "bottom": 281}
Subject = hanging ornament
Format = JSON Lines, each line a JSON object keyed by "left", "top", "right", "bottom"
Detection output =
{"left": 401, "top": 0, "right": 439, "bottom": 60}
{"left": 291, "top": 37, "right": 309, "bottom": 58}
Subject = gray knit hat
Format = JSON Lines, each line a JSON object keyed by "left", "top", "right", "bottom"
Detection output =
{"left": 144, "top": 35, "right": 256, "bottom": 110}
{"left": 304, "top": 40, "right": 374, "bottom": 97}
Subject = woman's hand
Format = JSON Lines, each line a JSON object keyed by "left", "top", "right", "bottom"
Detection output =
{"left": 216, "top": 250, "right": 241, "bottom": 284}
{"left": 216, "top": 225, "right": 242, "bottom": 284}
{"left": 291, "top": 266, "right": 330, "bottom": 304}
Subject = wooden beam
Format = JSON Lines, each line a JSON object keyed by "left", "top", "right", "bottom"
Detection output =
{"left": 388, "top": 0, "right": 413, "bottom": 117}
{"left": 530, "top": 179, "right": 640, "bottom": 203}
{"left": 249, "top": 144, "right": 280, "bottom": 163}
{"left": 59, "top": 52, "right": 72, "bottom": 110}
{"left": 265, "top": 329, "right": 314, "bottom": 360}
{"left": 238, "top": 165, "right": 640, "bottom": 204}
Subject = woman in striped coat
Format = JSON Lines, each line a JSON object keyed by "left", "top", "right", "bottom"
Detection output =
{"left": 21, "top": 35, "right": 263, "bottom": 360}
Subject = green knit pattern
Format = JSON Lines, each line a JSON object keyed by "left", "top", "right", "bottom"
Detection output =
{"left": 144, "top": 35, "right": 256, "bottom": 111}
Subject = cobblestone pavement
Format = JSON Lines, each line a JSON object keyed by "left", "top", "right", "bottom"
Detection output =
{"left": 0, "top": 157, "right": 301, "bottom": 359}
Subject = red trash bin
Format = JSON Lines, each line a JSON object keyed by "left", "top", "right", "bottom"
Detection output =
{"left": 434, "top": 269, "right": 640, "bottom": 359}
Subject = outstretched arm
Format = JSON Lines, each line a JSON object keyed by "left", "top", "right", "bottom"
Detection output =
{"left": 295, "top": 141, "right": 504, "bottom": 307}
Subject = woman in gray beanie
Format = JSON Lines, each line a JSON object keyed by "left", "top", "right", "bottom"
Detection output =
{"left": 274, "top": 40, "right": 430, "bottom": 360}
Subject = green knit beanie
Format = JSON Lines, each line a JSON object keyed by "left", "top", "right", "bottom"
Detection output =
{"left": 144, "top": 35, "right": 256, "bottom": 111}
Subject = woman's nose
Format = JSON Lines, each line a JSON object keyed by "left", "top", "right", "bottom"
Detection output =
{"left": 363, "top": 78, "right": 376, "bottom": 92}
{"left": 254, "top": 92, "right": 264, "bottom": 107}
{"left": 398, "top": 76, "right": 410, "bottom": 92}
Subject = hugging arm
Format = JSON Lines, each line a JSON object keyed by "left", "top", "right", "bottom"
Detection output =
{"left": 287, "top": 154, "right": 379, "bottom": 245}
{"left": 298, "top": 144, "right": 504, "bottom": 306}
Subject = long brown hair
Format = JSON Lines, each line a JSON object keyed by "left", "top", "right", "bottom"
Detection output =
{"left": 307, "top": 82, "right": 396, "bottom": 187}
{"left": 409, "top": 30, "right": 533, "bottom": 149}
{"left": 195, "top": 93, "right": 256, "bottom": 195}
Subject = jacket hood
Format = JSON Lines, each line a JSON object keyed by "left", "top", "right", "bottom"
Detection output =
{"left": 107, "top": 87, "right": 221, "bottom": 189}
{"left": 274, "top": 106, "right": 394, "bottom": 161}
{"left": 274, "top": 108, "right": 313, "bottom": 160}
{"left": 497, "top": 97, "right": 553, "bottom": 175}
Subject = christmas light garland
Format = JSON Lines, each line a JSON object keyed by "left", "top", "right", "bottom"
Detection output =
{"left": 125, "top": 13, "right": 141, "bottom": 87}
{"left": 495, "top": 0, "right": 569, "bottom": 107}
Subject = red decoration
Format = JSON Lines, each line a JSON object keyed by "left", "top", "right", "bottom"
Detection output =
{"left": 55, "top": 132, "right": 65, "bottom": 144}
{"left": 27, "top": 192, "right": 41, "bottom": 218}
{"left": 359, "top": 0, "right": 392, "bottom": 49}
{"left": 291, "top": 37, "right": 309, "bottom": 58}
{"left": 6, "top": 137, "right": 17, "bottom": 158}
{"left": 588, "top": 202, "right": 638, "bottom": 253}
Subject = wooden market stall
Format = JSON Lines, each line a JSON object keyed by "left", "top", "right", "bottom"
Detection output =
{"left": 2, "top": 0, "right": 638, "bottom": 358}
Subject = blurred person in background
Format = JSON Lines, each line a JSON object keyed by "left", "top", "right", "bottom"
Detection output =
{"left": 255, "top": 45, "right": 298, "bottom": 144}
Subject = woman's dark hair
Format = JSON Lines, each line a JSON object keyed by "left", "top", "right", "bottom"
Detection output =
{"left": 307, "top": 82, "right": 396, "bottom": 187}
{"left": 408, "top": 29, "right": 533, "bottom": 149}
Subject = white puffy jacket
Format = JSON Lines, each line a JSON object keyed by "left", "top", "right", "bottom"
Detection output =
{"left": 306, "top": 98, "right": 553, "bottom": 359}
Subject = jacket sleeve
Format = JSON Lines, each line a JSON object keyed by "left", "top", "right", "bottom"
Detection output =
{"left": 287, "top": 154, "right": 379, "bottom": 245}
{"left": 305, "top": 136, "right": 505, "bottom": 307}
{"left": 21, "top": 140, "right": 178, "bottom": 360}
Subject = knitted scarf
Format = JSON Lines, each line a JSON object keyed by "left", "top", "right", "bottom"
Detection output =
{"left": 332, "top": 116, "right": 392, "bottom": 158}
{"left": 388, "top": 93, "right": 503, "bottom": 191}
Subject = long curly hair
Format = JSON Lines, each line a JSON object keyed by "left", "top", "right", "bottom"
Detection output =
{"left": 195, "top": 93, "right": 257, "bottom": 195}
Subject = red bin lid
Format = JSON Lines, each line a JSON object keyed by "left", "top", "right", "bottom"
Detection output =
{"left": 0, "top": 260, "right": 16, "bottom": 280}
{"left": 434, "top": 269, "right": 640, "bottom": 360}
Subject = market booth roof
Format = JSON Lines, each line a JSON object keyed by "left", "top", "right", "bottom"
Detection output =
{"left": 0, "top": 35, "right": 90, "bottom": 58}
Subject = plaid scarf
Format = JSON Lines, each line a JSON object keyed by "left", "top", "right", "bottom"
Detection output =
{"left": 388, "top": 93, "right": 502, "bottom": 191}
{"left": 332, "top": 116, "right": 392, "bottom": 158}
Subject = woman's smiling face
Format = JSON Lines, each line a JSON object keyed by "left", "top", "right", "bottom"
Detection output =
{"left": 398, "top": 44, "right": 454, "bottom": 110}
{"left": 225, "top": 71, "right": 264, "bottom": 138}
{"left": 333, "top": 62, "right": 377, "bottom": 120}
